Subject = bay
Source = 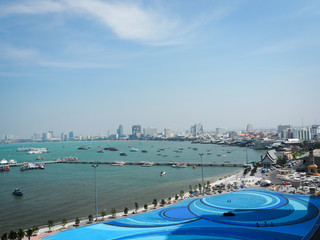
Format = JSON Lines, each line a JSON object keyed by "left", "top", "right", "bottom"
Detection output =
{"left": 0, "top": 141, "right": 266, "bottom": 234}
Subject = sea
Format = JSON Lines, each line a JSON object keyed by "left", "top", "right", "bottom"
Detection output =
{"left": 0, "top": 141, "right": 266, "bottom": 234}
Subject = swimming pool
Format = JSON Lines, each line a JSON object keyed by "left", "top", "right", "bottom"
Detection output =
{"left": 45, "top": 189, "right": 320, "bottom": 240}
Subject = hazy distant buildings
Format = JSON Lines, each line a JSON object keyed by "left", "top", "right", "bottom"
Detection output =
{"left": 32, "top": 133, "right": 41, "bottom": 141}
{"left": 132, "top": 125, "right": 142, "bottom": 138}
{"left": 143, "top": 127, "right": 157, "bottom": 137}
{"left": 61, "top": 132, "right": 68, "bottom": 141}
{"left": 277, "top": 125, "right": 293, "bottom": 138}
{"left": 293, "top": 128, "right": 311, "bottom": 141}
{"left": 190, "top": 123, "right": 203, "bottom": 135}
{"left": 246, "top": 124, "right": 253, "bottom": 133}
{"left": 216, "top": 127, "right": 226, "bottom": 135}
{"left": 69, "top": 131, "right": 74, "bottom": 140}
{"left": 42, "top": 132, "right": 52, "bottom": 141}
{"left": 117, "top": 125, "right": 124, "bottom": 137}
{"left": 311, "top": 125, "right": 320, "bottom": 140}
{"left": 164, "top": 128, "right": 172, "bottom": 138}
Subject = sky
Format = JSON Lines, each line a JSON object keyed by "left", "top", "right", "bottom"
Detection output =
{"left": 0, "top": 0, "right": 320, "bottom": 138}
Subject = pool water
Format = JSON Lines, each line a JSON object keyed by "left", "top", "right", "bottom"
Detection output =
{"left": 45, "top": 189, "right": 320, "bottom": 240}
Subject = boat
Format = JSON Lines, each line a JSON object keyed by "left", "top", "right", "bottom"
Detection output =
{"left": 8, "top": 159, "right": 17, "bottom": 165}
{"left": 20, "top": 162, "right": 45, "bottom": 171}
{"left": 160, "top": 171, "right": 166, "bottom": 176}
{"left": 110, "top": 161, "right": 125, "bottom": 166}
{"left": 142, "top": 162, "right": 153, "bottom": 167}
{"left": 0, "top": 165, "right": 10, "bottom": 172}
{"left": 141, "top": 150, "right": 148, "bottom": 153}
{"left": 217, "top": 154, "right": 221, "bottom": 156}
{"left": 12, "top": 188, "right": 23, "bottom": 196}
{"left": 0, "top": 159, "right": 8, "bottom": 165}
{"left": 120, "top": 152, "right": 128, "bottom": 156}
{"left": 97, "top": 150, "right": 105, "bottom": 153}
{"left": 171, "top": 163, "right": 187, "bottom": 168}
{"left": 78, "top": 146, "right": 88, "bottom": 150}
{"left": 130, "top": 148, "right": 138, "bottom": 152}
{"left": 27, "top": 148, "right": 49, "bottom": 154}
{"left": 36, "top": 156, "right": 44, "bottom": 160}
{"left": 63, "top": 156, "right": 78, "bottom": 161}
{"left": 104, "top": 147, "right": 118, "bottom": 151}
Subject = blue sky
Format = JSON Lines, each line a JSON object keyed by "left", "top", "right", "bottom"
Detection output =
{"left": 0, "top": 0, "right": 319, "bottom": 137}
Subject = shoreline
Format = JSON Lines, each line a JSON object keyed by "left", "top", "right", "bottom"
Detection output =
{"left": 23, "top": 168, "right": 267, "bottom": 240}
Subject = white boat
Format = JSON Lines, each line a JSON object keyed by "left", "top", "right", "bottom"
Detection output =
{"left": 8, "top": 159, "right": 17, "bottom": 165}
{"left": 160, "top": 171, "right": 166, "bottom": 176}
{"left": 142, "top": 162, "right": 153, "bottom": 167}
{"left": 130, "top": 148, "right": 138, "bottom": 152}
{"left": 171, "top": 163, "right": 187, "bottom": 168}
{"left": 0, "top": 159, "right": 8, "bottom": 165}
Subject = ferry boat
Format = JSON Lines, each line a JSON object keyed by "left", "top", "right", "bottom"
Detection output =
{"left": 12, "top": 188, "right": 23, "bottom": 196}
{"left": 0, "top": 165, "right": 10, "bottom": 171}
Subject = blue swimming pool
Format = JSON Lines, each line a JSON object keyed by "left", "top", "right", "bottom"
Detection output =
{"left": 45, "top": 189, "right": 320, "bottom": 240}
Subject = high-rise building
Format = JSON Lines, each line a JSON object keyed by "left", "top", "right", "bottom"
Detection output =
{"left": 32, "top": 133, "right": 41, "bottom": 141}
{"left": 61, "top": 132, "right": 68, "bottom": 141}
{"left": 246, "top": 124, "right": 253, "bottom": 133}
{"left": 143, "top": 127, "right": 157, "bottom": 136}
{"left": 42, "top": 132, "right": 52, "bottom": 141}
{"left": 164, "top": 128, "right": 172, "bottom": 138}
{"left": 69, "top": 131, "right": 74, "bottom": 140}
{"left": 293, "top": 128, "right": 311, "bottom": 140}
{"left": 132, "top": 125, "right": 142, "bottom": 138}
{"left": 311, "top": 125, "right": 320, "bottom": 140}
{"left": 190, "top": 123, "right": 203, "bottom": 135}
{"left": 277, "top": 125, "right": 293, "bottom": 138}
{"left": 117, "top": 125, "right": 124, "bottom": 137}
{"left": 216, "top": 127, "right": 227, "bottom": 135}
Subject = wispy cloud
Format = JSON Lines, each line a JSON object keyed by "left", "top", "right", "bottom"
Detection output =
{"left": 0, "top": 44, "right": 39, "bottom": 60}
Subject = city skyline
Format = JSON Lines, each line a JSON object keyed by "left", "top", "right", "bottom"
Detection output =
{"left": 1, "top": 0, "right": 320, "bottom": 138}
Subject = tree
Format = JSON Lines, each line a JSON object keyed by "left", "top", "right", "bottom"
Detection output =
{"left": 111, "top": 208, "right": 116, "bottom": 218}
{"left": 179, "top": 190, "right": 184, "bottom": 199}
{"left": 8, "top": 231, "right": 17, "bottom": 240}
{"left": 124, "top": 207, "right": 128, "bottom": 215}
{"left": 101, "top": 210, "right": 107, "bottom": 220}
{"left": 152, "top": 199, "right": 157, "bottom": 208}
{"left": 88, "top": 215, "right": 93, "bottom": 223}
{"left": 62, "top": 218, "right": 68, "bottom": 228}
{"left": 47, "top": 220, "right": 54, "bottom": 232}
{"left": 134, "top": 202, "right": 139, "bottom": 213}
{"left": 1, "top": 233, "right": 8, "bottom": 240}
{"left": 17, "top": 228, "right": 25, "bottom": 240}
{"left": 198, "top": 183, "right": 202, "bottom": 191}
{"left": 25, "top": 229, "right": 33, "bottom": 240}
{"left": 175, "top": 194, "right": 179, "bottom": 201}
{"left": 161, "top": 199, "right": 165, "bottom": 206}
{"left": 277, "top": 155, "right": 288, "bottom": 166}
{"left": 207, "top": 181, "right": 210, "bottom": 189}
{"left": 75, "top": 217, "right": 80, "bottom": 226}
{"left": 144, "top": 203, "right": 148, "bottom": 211}
{"left": 32, "top": 225, "right": 39, "bottom": 236}
{"left": 168, "top": 197, "right": 172, "bottom": 204}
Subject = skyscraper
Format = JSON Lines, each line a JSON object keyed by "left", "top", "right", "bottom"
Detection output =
{"left": 246, "top": 124, "right": 253, "bottom": 133}
{"left": 190, "top": 123, "right": 203, "bottom": 135}
{"left": 132, "top": 125, "right": 142, "bottom": 138}
{"left": 69, "top": 131, "right": 74, "bottom": 140}
{"left": 117, "top": 125, "right": 124, "bottom": 137}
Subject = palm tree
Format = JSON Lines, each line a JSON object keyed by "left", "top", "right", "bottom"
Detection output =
{"left": 48, "top": 220, "right": 54, "bottom": 232}
{"left": 75, "top": 217, "right": 80, "bottom": 226}
{"left": 88, "top": 215, "right": 93, "bottom": 223}
{"left": 8, "top": 231, "right": 17, "bottom": 240}
{"left": 17, "top": 228, "right": 25, "bottom": 240}
{"left": 134, "top": 202, "right": 139, "bottom": 213}
{"left": 25, "top": 229, "right": 33, "bottom": 240}
{"left": 161, "top": 199, "right": 165, "bottom": 206}
{"left": 144, "top": 203, "right": 148, "bottom": 211}
{"left": 100, "top": 210, "right": 107, "bottom": 220}
{"left": 124, "top": 207, "right": 128, "bottom": 215}
{"left": 111, "top": 208, "right": 116, "bottom": 218}
{"left": 1, "top": 233, "right": 8, "bottom": 240}
{"left": 152, "top": 199, "right": 157, "bottom": 208}
{"left": 62, "top": 218, "right": 68, "bottom": 229}
{"left": 32, "top": 225, "right": 39, "bottom": 236}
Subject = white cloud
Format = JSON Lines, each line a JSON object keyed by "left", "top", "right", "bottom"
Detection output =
{"left": 0, "top": 45, "right": 38, "bottom": 60}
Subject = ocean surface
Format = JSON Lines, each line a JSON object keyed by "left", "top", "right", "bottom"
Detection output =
{"left": 0, "top": 141, "right": 266, "bottom": 234}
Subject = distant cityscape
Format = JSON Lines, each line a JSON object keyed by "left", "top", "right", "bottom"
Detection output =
{"left": 1, "top": 123, "right": 320, "bottom": 149}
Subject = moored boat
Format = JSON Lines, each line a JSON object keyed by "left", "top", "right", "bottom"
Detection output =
{"left": 160, "top": 171, "right": 166, "bottom": 176}
{"left": 97, "top": 150, "right": 105, "bottom": 153}
{"left": 0, "top": 165, "right": 10, "bottom": 172}
{"left": 110, "top": 161, "right": 125, "bottom": 166}
{"left": 12, "top": 188, "right": 23, "bottom": 196}
{"left": 130, "top": 148, "right": 138, "bottom": 152}
{"left": 141, "top": 150, "right": 148, "bottom": 153}
{"left": 142, "top": 162, "right": 153, "bottom": 167}
{"left": 120, "top": 152, "right": 128, "bottom": 156}
{"left": 171, "top": 163, "right": 187, "bottom": 168}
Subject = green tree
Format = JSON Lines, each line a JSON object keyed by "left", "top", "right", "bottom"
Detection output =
{"left": 111, "top": 208, "right": 117, "bottom": 218}
{"left": 207, "top": 181, "right": 210, "bottom": 189}
{"left": 88, "top": 215, "right": 93, "bottom": 223}
{"left": 101, "top": 210, "right": 107, "bottom": 220}
{"left": 25, "top": 229, "right": 33, "bottom": 240}
{"left": 179, "top": 190, "right": 184, "bottom": 199}
{"left": 276, "top": 155, "right": 288, "bottom": 166}
{"left": 8, "top": 231, "right": 17, "bottom": 240}
{"left": 175, "top": 194, "right": 179, "bottom": 200}
{"left": 144, "top": 203, "right": 148, "bottom": 211}
{"left": 161, "top": 199, "right": 165, "bottom": 206}
{"left": 124, "top": 207, "right": 129, "bottom": 215}
{"left": 17, "top": 228, "right": 25, "bottom": 240}
{"left": 152, "top": 199, "right": 158, "bottom": 208}
{"left": 32, "top": 225, "right": 39, "bottom": 236}
{"left": 1, "top": 233, "right": 8, "bottom": 240}
{"left": 75, "top": 217, "right": 80, "bottom": 226}
{"left": 48, "top": 220, "right": 54, "bottom": 232}
{"left": 134, "top": 202, "right": 139, "bottom": 213}
{"left": 62, "top": 218, "right": 68, "bottom": 228}
{"left": 168, "top": 197, "right": 172, "bottom": 204}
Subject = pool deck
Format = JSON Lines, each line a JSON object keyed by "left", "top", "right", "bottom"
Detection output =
{"left": 44, "top": 189, "right": 320, "bottom": 240}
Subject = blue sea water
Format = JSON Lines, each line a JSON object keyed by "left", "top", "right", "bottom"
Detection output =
{"left": 0, "top": 141, "right": 265, "bottom": 234}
